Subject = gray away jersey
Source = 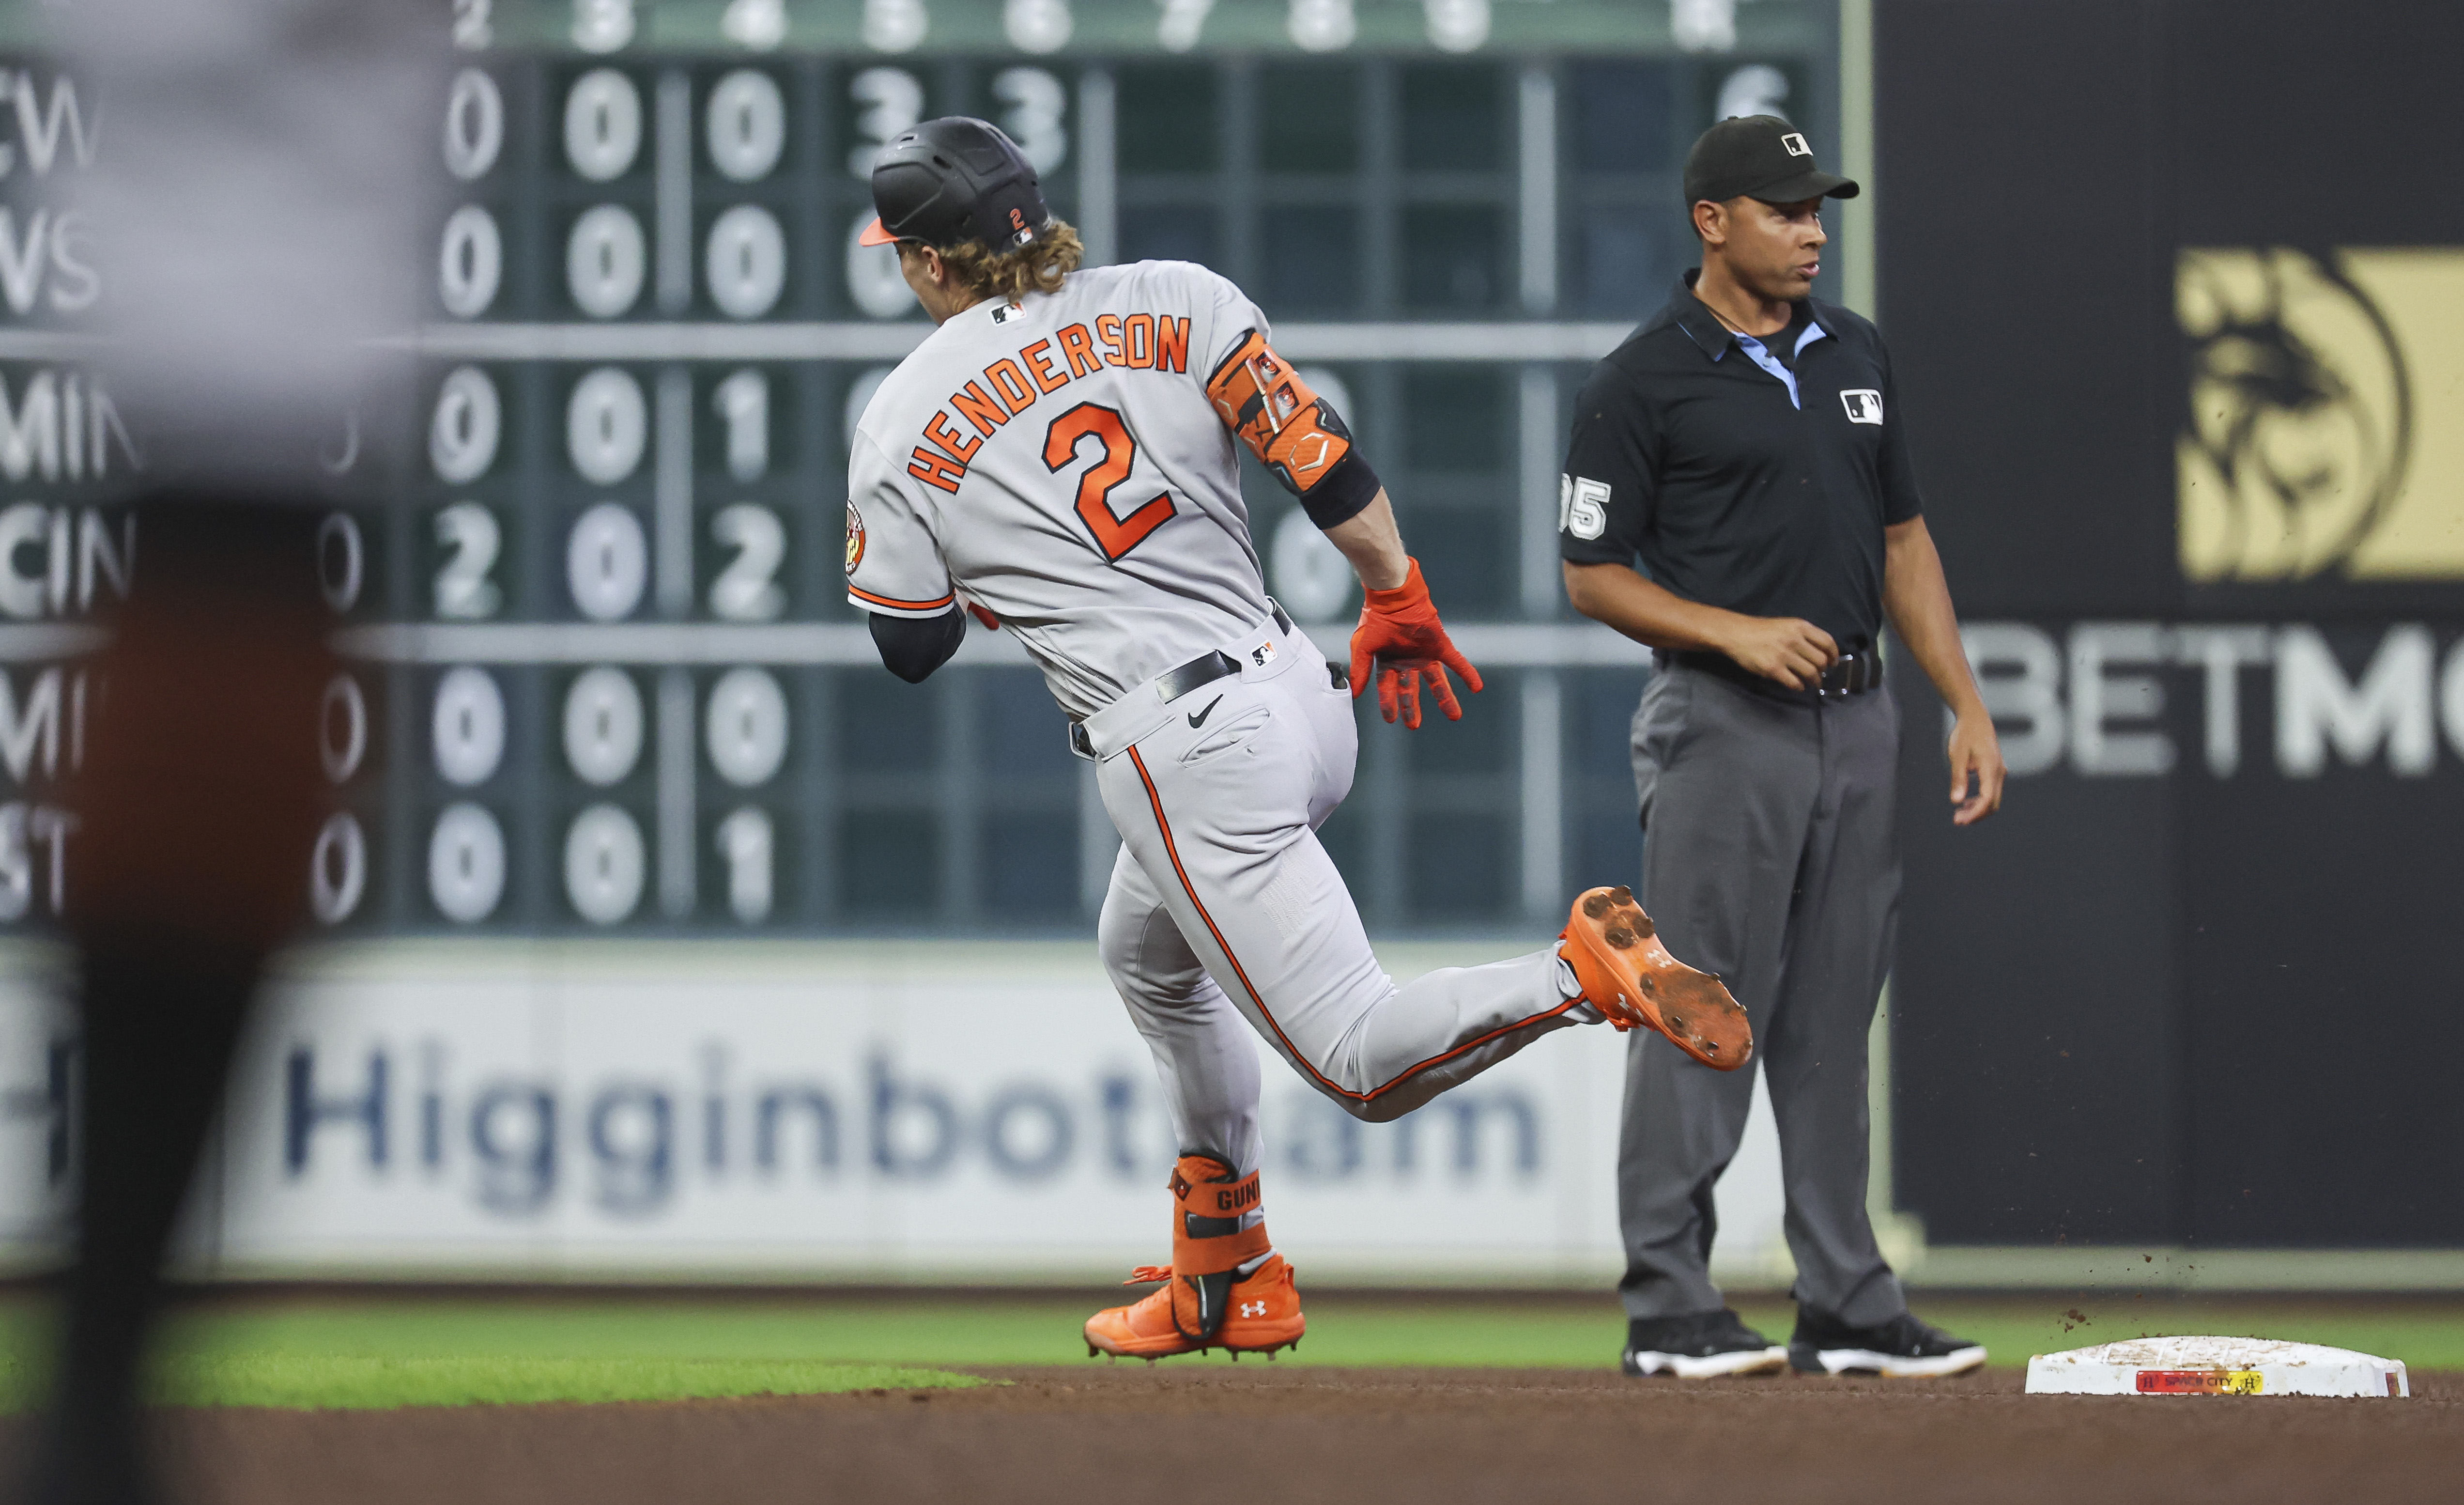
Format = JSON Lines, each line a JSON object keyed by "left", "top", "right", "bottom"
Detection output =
{"left": 846, "top": 260, "right": 1277, "bottom": 719}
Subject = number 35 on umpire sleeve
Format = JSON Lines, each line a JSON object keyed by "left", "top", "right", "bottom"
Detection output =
{"left": 1559, "top": 474, "right": 1610, "bottom": 541}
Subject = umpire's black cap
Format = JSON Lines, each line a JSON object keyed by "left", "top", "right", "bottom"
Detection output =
{"left": 1683, "top": 115, "right": 1860, "bottom": 207}
{"left": 860, "top": 116, "right": 1051, "bottom": 252}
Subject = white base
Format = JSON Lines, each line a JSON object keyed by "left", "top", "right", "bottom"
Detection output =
{"left": 2026, "top": 1336, "right": 2408, "bottom": 1397}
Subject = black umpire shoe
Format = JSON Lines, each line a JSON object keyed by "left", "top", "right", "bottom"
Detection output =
{"left": 1788, "top": 1310, "right": 1988, "bottom": 1377}
{"left": 1621, "top": 1309, "right": 1788, "bottom": 1378}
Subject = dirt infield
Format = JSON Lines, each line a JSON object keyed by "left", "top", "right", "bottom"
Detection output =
{"left": 7, "top": 1364, "right": 2456, "bottom": 1505}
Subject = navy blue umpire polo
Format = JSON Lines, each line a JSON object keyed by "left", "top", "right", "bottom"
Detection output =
{"left": 1558, "top": 270, "right": 1923, "bottom": 699}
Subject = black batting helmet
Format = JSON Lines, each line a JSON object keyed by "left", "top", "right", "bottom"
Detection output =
{"left": 859, "top": 116, "right": 1051, "bottom": 253}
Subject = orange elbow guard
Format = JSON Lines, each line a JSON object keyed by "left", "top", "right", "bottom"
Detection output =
{"left": 1204, "top": 329, "right": 1376, "bottom": 520}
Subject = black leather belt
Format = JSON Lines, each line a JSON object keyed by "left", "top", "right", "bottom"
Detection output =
{"left": 1659, "top": 640, "right": 1882, "bottom": 700}
{"left": 1070, "top": 602, "right": 1295, "bottom": 758}
{"left": 1145, "top": 601, "right": 1293, "bottom": 704}
{"left": 1155, "top": 651, "right": 1241, "bottom": 705}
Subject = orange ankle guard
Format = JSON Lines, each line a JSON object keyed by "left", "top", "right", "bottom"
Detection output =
{"left": 1170, "top": 1155, "right": 1271, "bottom": 1277}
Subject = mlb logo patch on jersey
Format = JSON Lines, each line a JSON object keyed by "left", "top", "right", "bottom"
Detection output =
{"left": 991, "top": 301, "right": 1023, "bottom": 324}
{"left": 1839, "top": 389, "right": 1884, "bottom": 424}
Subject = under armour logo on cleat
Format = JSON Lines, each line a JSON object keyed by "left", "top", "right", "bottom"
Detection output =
{"left": 1240, "top": 1301, "right": 1268, "bottom": 1318}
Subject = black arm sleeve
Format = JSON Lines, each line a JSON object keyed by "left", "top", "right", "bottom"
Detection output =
{"left": 1557, "top": 362, "right": 1657, "bottom": 566}
{"left": 1297, "top": 446, "right": 1382, "bottom": 531}
{"left": 869, "top": 607, "right": 965, "bottom": 683}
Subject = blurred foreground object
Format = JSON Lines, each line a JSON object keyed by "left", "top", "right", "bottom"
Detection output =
{"left": 68, "top": 0, "right": 431, "bottom": 472}
{"left": 39, "top": 501, "right": 335, "bottom": 1505}
{"left": 27, "top": 0, "right": 435, "bottom": 1499}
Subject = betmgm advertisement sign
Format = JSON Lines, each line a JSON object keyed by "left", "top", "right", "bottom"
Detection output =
{"left": 1965, "top": 244, "right": 2464, "bottom": 786}
{"left": 1907, "top": 244, "right": 2464, "bottom": 1246}
{"left": 1876, "top": 0, "right": 2464, "bottom": 1257}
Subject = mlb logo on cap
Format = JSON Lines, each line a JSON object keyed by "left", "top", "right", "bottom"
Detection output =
{"left": 1682, "top": 115, "right": 1860, "bottom": 207}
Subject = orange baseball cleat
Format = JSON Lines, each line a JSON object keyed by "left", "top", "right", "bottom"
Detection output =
{"left": 1085, "top": 1253, "right": 1306, "bottom": 1361}
{"left": 1560, "top": 885, "right": 1753, "bottom": 1071}
{"left": 1085, "top": 1154, "right": 1307, "bottom": 1361}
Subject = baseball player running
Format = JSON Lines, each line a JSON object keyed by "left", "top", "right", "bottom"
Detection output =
{"left": 846, "top": 119, "right": 1747, "bottom": 1361}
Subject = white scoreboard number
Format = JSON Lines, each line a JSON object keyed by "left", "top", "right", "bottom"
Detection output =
{"left": 394, "top": 48, "right": 1078, "bottom": 935}
{"left": 0, "top": 44, "right": 1083, "bottom": 938}
{"left": 0, "top": 44, "right": 1087, "bottom": 938}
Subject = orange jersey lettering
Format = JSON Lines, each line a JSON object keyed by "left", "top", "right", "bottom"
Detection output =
{"left": 952, "top": 380, "right": 1010, "bottom": 438}
{"left": 907, "top": 445, "right": 969, "bottom": 494}
{"left": 1057, "top": 322, "right": 1103, "bottom": 377}
{"left": 1155, "top": 315, "right": 1190, "bottom": 374}
{"left": 924, "top": 411, "right": 983, "bottom": 464}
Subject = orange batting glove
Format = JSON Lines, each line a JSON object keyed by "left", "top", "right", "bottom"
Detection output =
{"left": 966, "top": 603, "right": 1001, "bottom": 631}
{"left": 1347, "top": 557, "right": 1483, "bottom": 729}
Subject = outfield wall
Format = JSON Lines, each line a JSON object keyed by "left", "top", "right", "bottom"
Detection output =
{"left": 0, "top": 939, "right": 1809, "bottom": 1288}
{"left": 1876, "top": 0, "right": 2464, "bottom": 1257}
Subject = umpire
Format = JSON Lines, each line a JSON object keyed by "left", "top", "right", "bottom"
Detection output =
{"left": 1560, "top": 117, "right": 2005, "bottom": 1379}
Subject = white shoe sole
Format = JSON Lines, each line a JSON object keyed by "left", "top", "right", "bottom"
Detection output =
{"left": 1800, "top": 1344, "right": 1987, "bottom": 1378}
{"left": 1624, "top": 1345, "right": 1789, "bottom": 1379}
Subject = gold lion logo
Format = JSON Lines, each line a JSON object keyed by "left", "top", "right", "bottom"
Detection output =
{"left": 2177, "top": 248, "right": 2413, "bottom": 581}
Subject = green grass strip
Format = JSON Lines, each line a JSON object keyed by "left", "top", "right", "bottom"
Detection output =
{"left": 4, "top": 1292, "right": 2460, "bottom": 1415}
{"left": 153, "top": 1355, "right": 985, "bottom": 1411}
{"left": 0, "top": 1351, "right": 984, "bottom": 1413}
{"left": 174, "top": 1298, "right": 1623, "bottom": 1371}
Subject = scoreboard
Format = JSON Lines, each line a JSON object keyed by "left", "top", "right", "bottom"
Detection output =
{"left": 0, "top": 0, "right": 1844, "bottom": 941}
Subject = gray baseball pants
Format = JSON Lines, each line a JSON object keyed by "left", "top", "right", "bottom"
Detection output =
{"left": 1619, "top": 661, "right": 1908, "bottom": 1327}
{"left": 1084, "top": 616, "right": 1590, "bottom": 1178}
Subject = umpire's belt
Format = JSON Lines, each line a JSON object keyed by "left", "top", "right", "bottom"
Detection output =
{"left": 1658, "top": 640, "right": 1882, "bottom": 702}
{"left": 1071, "top": 601, "right": 1298, "bottom": 761}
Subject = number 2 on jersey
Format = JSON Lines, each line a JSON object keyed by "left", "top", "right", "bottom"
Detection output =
{"left": 1044, "top": 403, "right": 1176, "bottom": 562}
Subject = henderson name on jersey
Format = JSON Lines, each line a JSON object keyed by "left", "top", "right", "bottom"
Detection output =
{"left": 846, "top": 258, "right": 1366, "bottom": 720}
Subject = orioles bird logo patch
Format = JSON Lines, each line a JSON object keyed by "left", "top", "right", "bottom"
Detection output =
{"left": 844, "top": 503, "right": 865, "bottom": 575}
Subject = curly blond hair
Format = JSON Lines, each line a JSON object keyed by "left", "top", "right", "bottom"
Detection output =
{"left": 905, "top": 219, "right": 1085, "bottom": 303}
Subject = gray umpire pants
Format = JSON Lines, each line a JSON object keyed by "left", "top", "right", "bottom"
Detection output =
{"left": 1618, "top": 660, "right": 1908, "bottom": 1327}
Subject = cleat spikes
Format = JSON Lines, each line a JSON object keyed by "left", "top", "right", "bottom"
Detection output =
{"left": 1562, "top": 885, "right": 1751, "bottom": 1071}
{"left": 1083, "top": 1249, "right": 1305, "bottom": 1363}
